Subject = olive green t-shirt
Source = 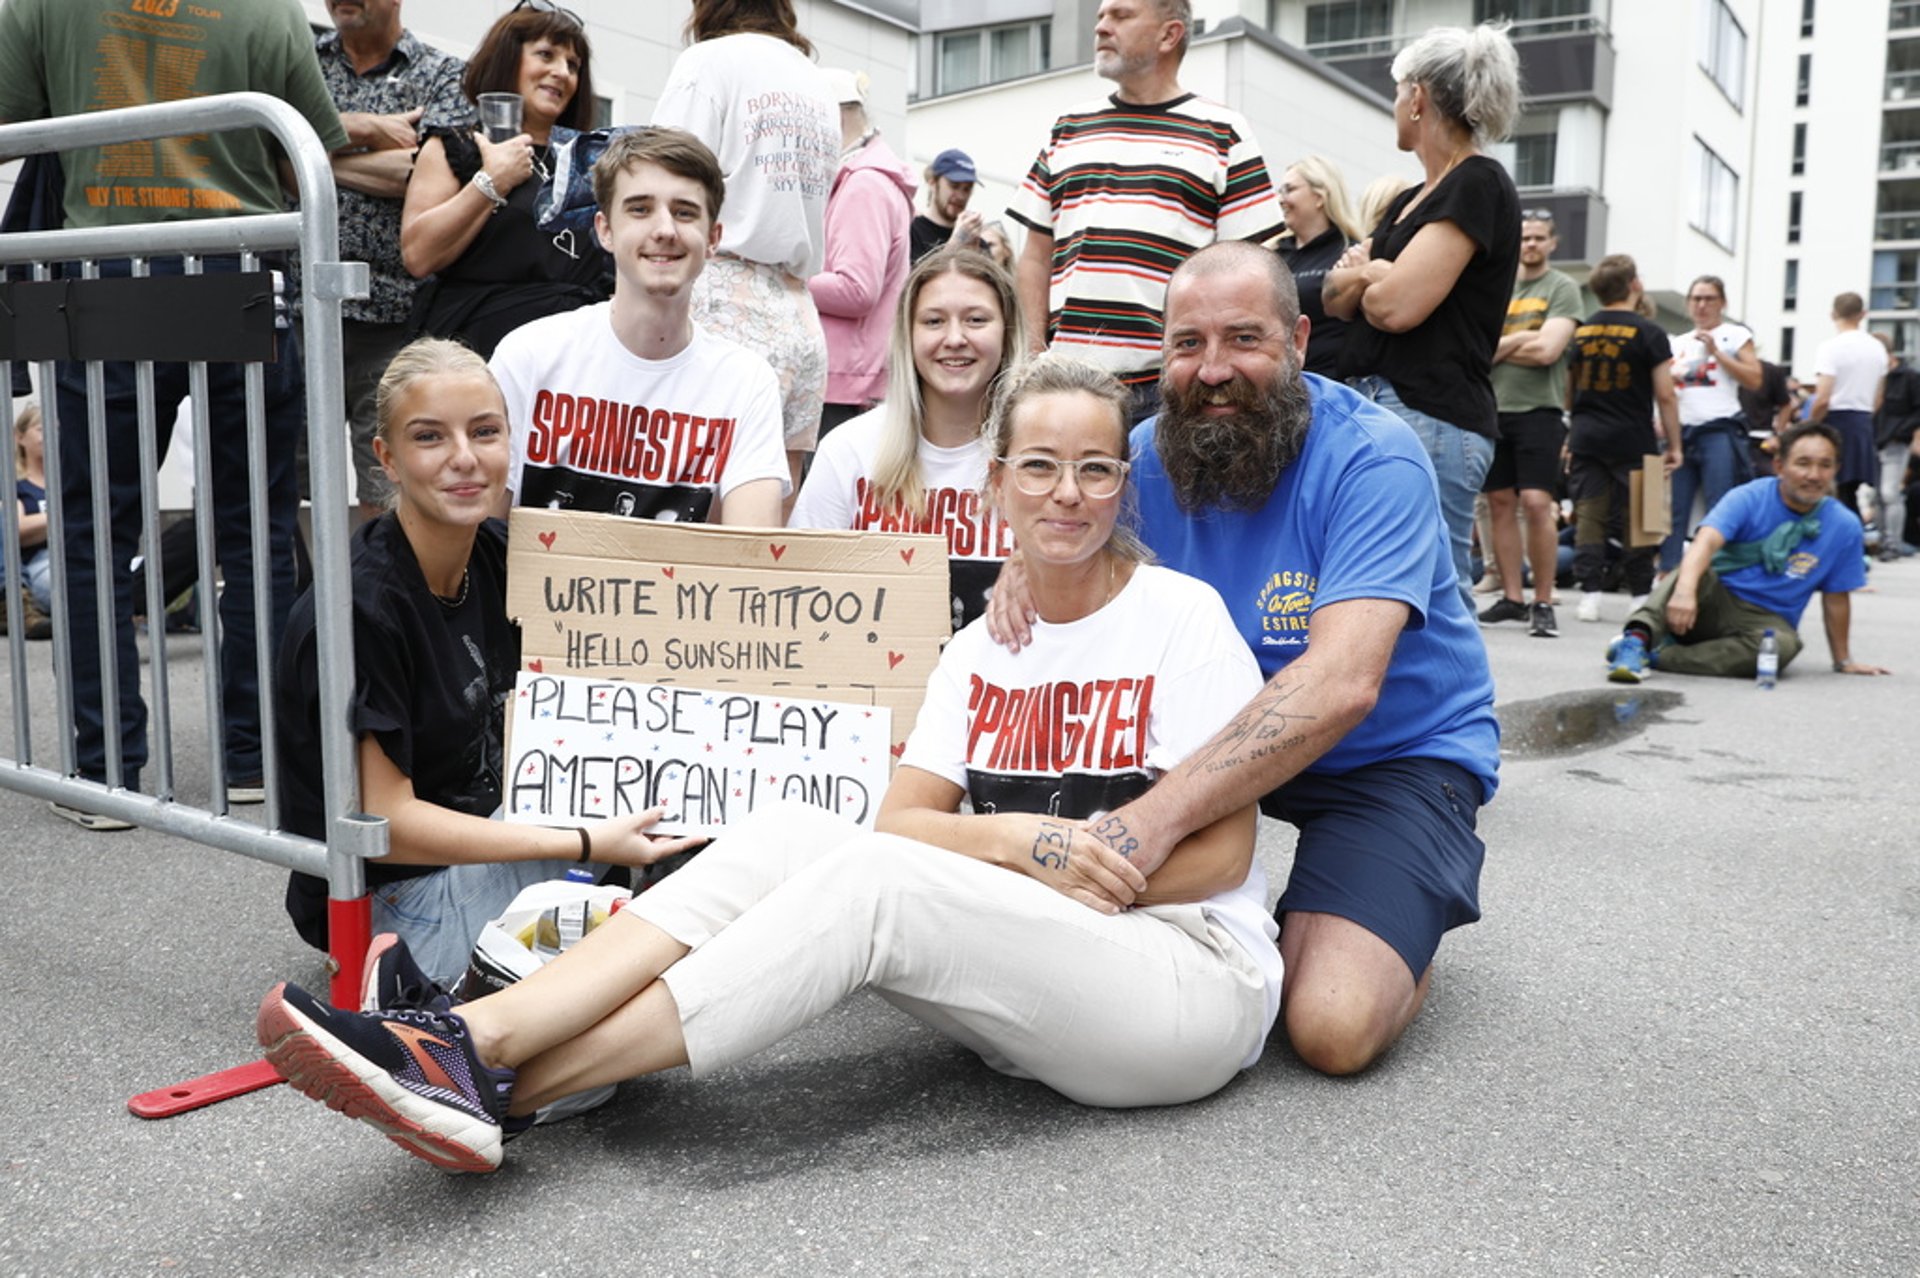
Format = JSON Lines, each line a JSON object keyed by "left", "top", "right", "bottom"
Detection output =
{"left": 0, "top": 0, "right": 346, "bottom": 229}
{"left": 1491, "top": 267, "right": 1583, "bottom": 415}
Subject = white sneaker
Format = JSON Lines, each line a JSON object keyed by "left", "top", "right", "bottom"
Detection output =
{"left": 1576, "top": 592, "right": 1602, "bottom": 623}
{"left": 1629, "top": 594, "right": 1649, "bottom": 612}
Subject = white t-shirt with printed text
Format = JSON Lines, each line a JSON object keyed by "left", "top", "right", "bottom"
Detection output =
{"left": 900, "top": 563, "right": 1284, "bottom": 1058}
{"left": 1670, "top": 320, "right": 1755, "bottom": 425}
{"left": 493, "top": 304, "right": 789, "bottom": 523}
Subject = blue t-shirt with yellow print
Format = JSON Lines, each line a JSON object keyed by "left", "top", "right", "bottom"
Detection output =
{"left": 1702, "top": 478, "right": 1866, "bottom": 627}
{"left": 1130, "top": 373, "right": 1500, "bottom": 799}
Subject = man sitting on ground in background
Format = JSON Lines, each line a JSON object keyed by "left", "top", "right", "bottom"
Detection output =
{"left": 1606, "top": 422, "right": 1889, "bottom": 683}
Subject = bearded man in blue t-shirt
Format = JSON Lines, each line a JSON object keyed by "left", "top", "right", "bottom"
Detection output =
{"left": 1606, "top": 422, "right": 1891, "bottom": 683}
{"left": 996, "top": 241, "right": 1499, "bottom": 1076}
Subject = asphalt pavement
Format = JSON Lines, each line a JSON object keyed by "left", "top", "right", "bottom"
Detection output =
{"left": 1, "top": 565, "right": 1915, "bottom": 1276}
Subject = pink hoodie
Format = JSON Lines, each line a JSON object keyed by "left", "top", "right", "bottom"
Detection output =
{"left": 807, "top": 132, "right": 916, "bottom": 407}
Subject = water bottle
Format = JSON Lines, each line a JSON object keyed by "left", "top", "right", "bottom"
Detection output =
{"left": 1756, "top": 629, "right": 1778, "bottom": 690}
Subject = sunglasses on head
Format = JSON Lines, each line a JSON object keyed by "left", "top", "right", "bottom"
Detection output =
{"left": 513, "top": 0, "right": 583, "bottom": 28}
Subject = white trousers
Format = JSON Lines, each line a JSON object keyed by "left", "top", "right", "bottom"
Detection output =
{"left": 625, "top": 802, "right": 1270, "bottom": 1109}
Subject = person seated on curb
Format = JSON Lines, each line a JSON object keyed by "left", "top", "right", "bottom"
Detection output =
{"left": 993, "top": 243, "right": 1499, "bottom": 1077}
{"left": 255, "top": 354, "right": 1283, "bottom": 1174}
{"left": 489, "top": 128, "right": 787, "bottom": 526}
{"left": 277, "top": 339, "right": 705, "bottom": 986}
{"left": 1, "top": 404, "right": 54, "bottom": 640}
{"left": 1605, "top": 421, "right": 1891, "bottom": 684}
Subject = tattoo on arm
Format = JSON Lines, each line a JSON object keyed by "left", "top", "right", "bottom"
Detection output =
{"left": 1186, "top": 678, "right": 1319, "bottom": 777}
{"left": 1091, "top": 814, "right": 1140, "bottom": 862}
{"left": 1030, "top": 820, "right": 1072, "bottom": 871}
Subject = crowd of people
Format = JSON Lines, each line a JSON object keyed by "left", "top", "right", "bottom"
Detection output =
{"left": 0, "top": 0, "right": 1903, "bottom": 1176}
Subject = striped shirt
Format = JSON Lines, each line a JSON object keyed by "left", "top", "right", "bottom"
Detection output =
{"left": 1008, "top": 93, "right": 1283, "bottom": 384}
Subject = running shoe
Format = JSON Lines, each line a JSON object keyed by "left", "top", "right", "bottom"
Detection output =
{"left": 1576, "top": 592, "right": 1602, "bottom": 623}
{"left": 257, "top": 981, "right": 511, "bottom": 1173}
{"left": 1478, "top": 597, "right": 1529, "bottom": 626}
{"left": 1607, "top": 633, "right": 1650, "bottom": 684}
{"left": 48, "top": 800, "right": 133, "bottom": 832}
{"left": 360, "top": 933, "right": 454, "bottom": 1015}
{"left": 1529, "top": 602, "right": 1559, "bottom": 638}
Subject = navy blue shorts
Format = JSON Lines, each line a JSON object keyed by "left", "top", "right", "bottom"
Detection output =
{"left": 1260, "top": 757, "right": 1487, "bottom": 978}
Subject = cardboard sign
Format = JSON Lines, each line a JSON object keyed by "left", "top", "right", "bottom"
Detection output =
{"left": 504, "top": 672, "right": 892, "bottom": 836}
{"left": 1630, "top": 457, "right": 1671, "bottom": 547}
{"left": 506, "top": 510, "right": 950, "bottom": 758}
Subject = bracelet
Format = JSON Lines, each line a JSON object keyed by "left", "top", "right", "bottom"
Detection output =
{"left": 576, "top": 826, "right": 592, "bottom": 862}
{"left": 471, "top": 169, "right": 507, "bottom": 212}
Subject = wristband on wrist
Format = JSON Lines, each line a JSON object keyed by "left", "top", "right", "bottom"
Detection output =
{"left": 471, "top": 169, "right": 507, "bottom": 212}
{"left": 576, "top": 826, "right": 592, "bottom": 862}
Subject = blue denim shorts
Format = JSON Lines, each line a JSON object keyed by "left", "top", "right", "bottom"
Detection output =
{"left": 1261, "top": 757, "right": 1487, "bottom": 978}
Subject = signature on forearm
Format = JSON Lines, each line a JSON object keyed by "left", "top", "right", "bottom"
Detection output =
{"left": 1186, "top": 678, "right": 1319, "bottom": 777}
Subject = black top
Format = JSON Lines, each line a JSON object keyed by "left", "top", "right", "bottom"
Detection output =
{"left": 410, "top": 127, "right": 613, "bottom": 358}
{"left": 1878, "top": 362, "right": 1920, "bottom": 447}
{"left": 1341, "top": 155, "right": 1519, "bottom": 438}
{"left": 279, "top": 515, "right": 519, "bottom": 951}
{"left": 1567, "top": 308, "right": 1676, "bottom": 461}
{"left": 909, "top": 213, "right": 952, "bottom": 264}
{"left": 1277, "top": 225, "right": 1351, "bottom": 379}
{"left": 1740, "top": 360, "right": 1792, "bottom": 437}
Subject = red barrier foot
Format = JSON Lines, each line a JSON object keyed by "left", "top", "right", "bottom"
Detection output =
{"left": 127, "top": 1058, "right": 284, "bottom": 1119}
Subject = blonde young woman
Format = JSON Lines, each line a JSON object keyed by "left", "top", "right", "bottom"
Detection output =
{"left": 257, "top": 354, "right": 1282, "bottom": 1175}
{"left": 1274, "top": 156, "right": 1364, "bottom": 379}
{"left": 791, "top": 246, "right": 1027, "bottom": 631}
{"left": 276, "top": 341, "right": 698, "bottom": 985}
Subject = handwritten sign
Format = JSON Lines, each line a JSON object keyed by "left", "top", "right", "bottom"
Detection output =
{"left": 504, "top": 672, "right": 892, "bottom": 836}
{"left": 507, "top": 511, "right": 950, "bottom": 759}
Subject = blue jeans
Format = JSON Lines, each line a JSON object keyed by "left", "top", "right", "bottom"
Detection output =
{"left": 374, "top": 857, "right": 586, "bottom": 988}
{"left": 1660, "top": 416, "right": 1749, "bottom": 572}
{"left": 1351, "top": 376, "right": 1494, "bottom": 615}
{"left": 53, "top": 256, "right": 303, "bottom": 786}
{"left": 0, "top": 548, "right": 51, "bottom": 611}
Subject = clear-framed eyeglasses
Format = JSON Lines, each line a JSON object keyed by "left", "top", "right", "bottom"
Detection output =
{"left": 996, "top": 454, "right": 1130, "bottom": 498}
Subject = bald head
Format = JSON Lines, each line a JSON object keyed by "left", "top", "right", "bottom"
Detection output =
{"left": 1167, "top": 241, "right": 1300, "bottom": 331}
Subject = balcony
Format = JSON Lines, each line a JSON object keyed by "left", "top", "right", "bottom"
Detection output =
{"left": 1515, "top": 188, "right": 1608, "bottom": 264}
{"left": 1884, "top": 139, "right": 1920, "bottom": 174}
{"left": 1312, "top": 17, "right": 1612, "bottom": 108}
{"left": 1895, "top": 0, "right": 1920, "bottom": 34}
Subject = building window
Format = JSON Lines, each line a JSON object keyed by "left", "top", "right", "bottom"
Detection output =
{"left": 1793, "top": 122, "right": 1808, "bottom": 176}
{"left": 1304, "top": 0, "right": 1395, "bottom": 53}
{"left": 1788, "top": 190, "right": 1803, "bottom": 243}
{"left": 934, "top": 21, "right": 1050, "bottom": 95}
{"left": 1801, "top": 0, "right": 1814, "bottom": 37}
{"left": 1894, "top": 1, "right": 1920, "bottom": 34}
{"left": 1873, "top": 249, "right": 1920, "bottom": 312}
{"left": 1784, "top": 259, "right": 1799, "bottom": 312}
{"left": 1796, "top": 54, "right": 1811, "bottom": 107}
{"left": 1513, "top": 133, "right": 1558, "bottom": 188}
{"left": 1780, "top": 327, "right": 1795, "bottom": 368}
{"left": 1472, "top": 0, "right": 1597, "bottom": 34}
{"left": 1700, "top": 0, "right": 1747, "bottom": 110}
{"left": 1691, "top": 137, "right": 1739, "bottom": 250}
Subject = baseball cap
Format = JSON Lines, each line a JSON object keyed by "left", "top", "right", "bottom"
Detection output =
{"left": 822, "top": 67, "right": 868, "bottom": 107}
{"left": 929, "top": 148, "right": 977, "bottom": 183}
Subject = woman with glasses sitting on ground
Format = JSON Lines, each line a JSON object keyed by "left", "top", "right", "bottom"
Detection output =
{"left": 790, "top": 246, "right": 1026, "bottom": 633}
{"left": 256, "top": 354, "right": 1285, "bottom": 1174}
{"left": 401, "top": 2, "right": 609, "bottom": 359}
{"left": 276, "top": 340, "right": 702, "bottom": 987}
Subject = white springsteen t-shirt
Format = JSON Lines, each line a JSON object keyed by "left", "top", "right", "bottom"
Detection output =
{"left": 899, "top": 563, "right": 1284, "bottom": 1058}
{"left": 493, "top": 304, "right": 789, "bottom": 523}
{"left": 789, "top": 406, "right": 1014, "bottom": 632}
{"left": 1814, "top": 328, "right": 1888, "bottom": 413}
{"left": 1670, "top": 320, "right": 1754, "bottom": 426}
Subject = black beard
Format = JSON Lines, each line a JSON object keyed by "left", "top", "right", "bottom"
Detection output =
{"left": 1154, "top": 363, "right": 1313, "bottom": 512}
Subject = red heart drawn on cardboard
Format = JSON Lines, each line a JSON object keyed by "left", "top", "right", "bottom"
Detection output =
{"left": 528, "top": 659, "right": 544, "bottom": 673}
{"left": 887, "top": 651, "right": 905, "bottom": 669}
{"left": 890, "top": 742, "right": 905, "bottom": 758}
{"left": 537, "top": 531, "right": 557, "bottom": 549}
{"left": 900, "top": 548, "right": 915, "bottom": 565}
{"left": 769, "top": 543, "right": 787, "bottom": 561}
{"left": 662, "top": 566, "right": 675, "bottom": 579}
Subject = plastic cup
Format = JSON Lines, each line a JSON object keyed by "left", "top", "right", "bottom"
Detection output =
{"left": 478, "top": 93, "right": 523, "bottom": 143}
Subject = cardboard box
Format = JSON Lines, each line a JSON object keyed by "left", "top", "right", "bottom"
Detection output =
{"left": 1629, "top": 457, "right": 1670, "bottom": 548}
{"left": 507, "top": 510, "right": 951, "bottom": 759}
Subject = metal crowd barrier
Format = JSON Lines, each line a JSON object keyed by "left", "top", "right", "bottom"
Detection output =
{"left": 0, "top": 94, "right": 387, "bottom": 1114}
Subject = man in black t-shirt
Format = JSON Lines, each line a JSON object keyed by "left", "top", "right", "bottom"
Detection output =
{"left": 1564, "top": 254, "right": 1680, "bottom": 621}
{"left": 1740, "top": 358, "right": 1794, "bottom": 475}
{"left": 908, "top": 148, "right": 980, "bottom": 263}
{"left": 1874, "top": 332, "right": 1920, "bottom": 558}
